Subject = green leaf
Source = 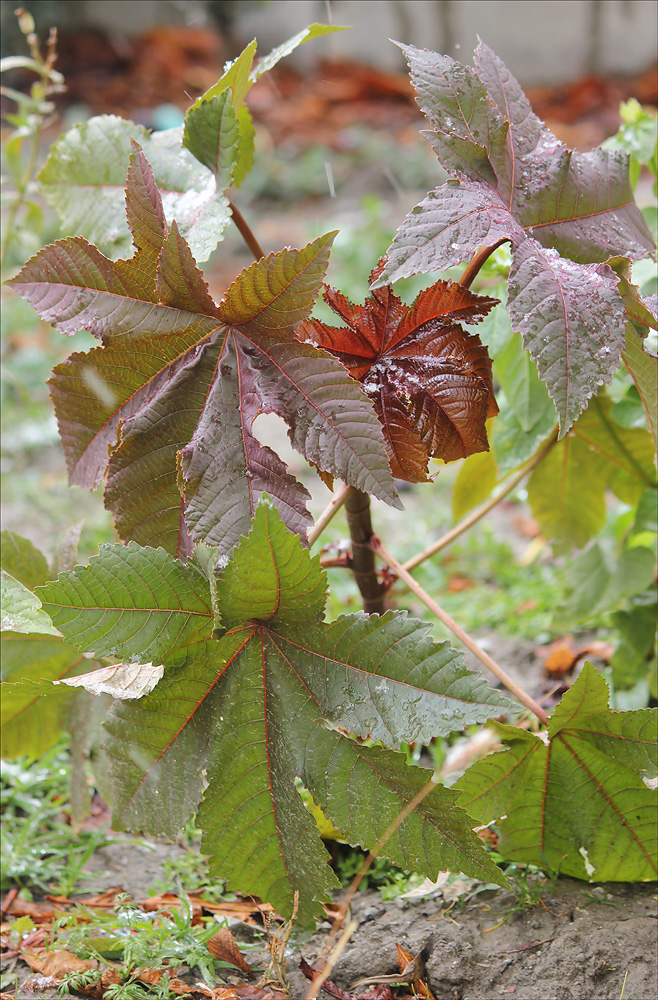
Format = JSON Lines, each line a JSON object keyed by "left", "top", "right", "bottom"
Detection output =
{"left": 456, "top": 664, "right": 657, "bottom": 881}
{"left": 101, "top": 500, "right": 509, "bottom": 927}
{"left": 182, "top": 88, "right": 240, "bottom": 187}
{"left": 554, "top": 542, "right": 657, "bottom": 628}
{"left": 494, "top": 332, "right": 554, "bottom": 435}
{"left": 0, "top": 530, "right": 50, "bottom": 590}
{"left": 452, "top": 449, "right": 498, "bottom": 521}
{"left": 1, "top": 571, "right": 59, "bottom": 636}
{"left": 198, "top": 40, "right": 257, "bottom": 108}
{"left": 610, "top": 599, "right": 657, "bottom": 690}
{"left": 233, "top": 105, "right": 256, "bottom": 189}
{"left": 527, "top": 394, "right": 656, "bottom": 551}
{"left": 0, "top": 634, "right": 84, "bottom": 757}
{"left": 251, "top": 24, "right": 349, "bottom": 80}
{"left": 37, "top": 542, "right": 214, "bottom": 661}
{"left": 38, "top": 115, "right": 231, "bottom": 262}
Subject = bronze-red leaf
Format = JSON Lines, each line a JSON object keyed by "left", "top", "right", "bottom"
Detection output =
{"left": 299, "top": 277, "right": 498, "bottom": 481}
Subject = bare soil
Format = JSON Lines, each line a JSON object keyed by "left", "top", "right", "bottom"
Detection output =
{"left": 14, "top": 838, "right": 656, "bottom": 1000}
{"left": 289, "top": 879, "right": 658, "bottom": 1000}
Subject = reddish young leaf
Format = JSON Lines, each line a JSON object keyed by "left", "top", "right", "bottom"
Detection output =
{"left": 9, "top": 143, "right": 399, "bottom": 558}
{"left": 299, "top": 275, "right": 498, "bottom": 481}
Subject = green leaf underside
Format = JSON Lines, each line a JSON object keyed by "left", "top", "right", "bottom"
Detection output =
{"left": 554, "top": 542, "right": 657, "bottom": 629}
{"left": 527, "top": 393, "right": 656, "bottom": 551}
{"left": 100, "top": 500, "right": 508, "bottom": 927}
{"left": 1, "top": 571, "right": 59, "bottom": 636}
{"left": 38, "top": 116, "right": 231, "bottom": 262}
{"left": 456, "top": 664, "right": 657, "bottom": 882}
{"left": 11, "top": 146, "right": 398, "bottom": 558}
{"left": 183, "top": 88, "right": 240, "bottom": 186}
{"left": 377, "top": 42, "right": 654, "bottom": 434}
{"left": 38, "top": 542, "right": 214, "bottom": 662}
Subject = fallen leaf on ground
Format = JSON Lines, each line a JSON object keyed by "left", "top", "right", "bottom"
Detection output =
{"left": 300, "top": 958, "right": 393, "bottom": 1000}
{"left": 22, "top": 948, "right": 96, "bottom": 977}
{"left": 537, "top": 637, "right": 614, "bottom": 677}
{"left": 4, "top": 899, "right": 57, "bottom": 922}
{"left": 134, "top": 967, "right": 192, "bottom": 995}
{"left": 207, "top": 927, "right": 254, "bottom": 977}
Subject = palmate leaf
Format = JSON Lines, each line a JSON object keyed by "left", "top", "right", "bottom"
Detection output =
{"left": 456, "top": 664, "right": 657, "bottom": 881}
{"left": 95, "top": 500, "right": 509, "bottom": 927}
{"left": 300, "top": 274, "right": 498, "bottom": 481}
{"left": 10, "top": 143, "right": 398, "bottom": 560}
{"left": 527, "top": 393, "right": 656, "bottom": 551}
{"left": 377, "top": 42, "right": 655, "bottom": 434}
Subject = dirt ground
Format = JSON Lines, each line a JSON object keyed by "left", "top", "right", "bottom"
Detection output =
{"left": 288, "top": 879, "right": 658, "bottom": 1000}
{"left": 12, "top": 838, "right": 655, "bottom": 1000}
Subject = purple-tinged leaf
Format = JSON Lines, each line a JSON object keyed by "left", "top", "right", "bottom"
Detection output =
{"left": 156, "top": 220, "right": 219, "bottom": 315}
{"left": 13, "top": 153, "right": 398, "bottom": 554}
{"left": 507, "top": 240, "right": 626, "bottom": 433}
{"left": 179, "top": 338, "right": 314, "bottom": 561}
{"left": 376, "top": 181, "right": 523, "bottom": 285}
{"left": 381, "top": 42, "right": 654, "bottom": 432}
{"left": 399, "top": 43, "right": 507, "bottom": 187}
{"left": 524, "top": 148, "right": 656, "bottom": 265}
{"left": 125, "top": 140, "right": 167, "bottom": 270}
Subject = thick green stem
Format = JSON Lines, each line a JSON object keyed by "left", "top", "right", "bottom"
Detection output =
{"left": 344, "top": 488, "right": 386, "bottom": 615}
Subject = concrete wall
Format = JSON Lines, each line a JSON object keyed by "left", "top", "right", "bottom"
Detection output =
{"left": 25, "top": 0, "right": 658, "bottom": 86}
{"left": 226, "top": 0, "right": 658, "bottom": 83}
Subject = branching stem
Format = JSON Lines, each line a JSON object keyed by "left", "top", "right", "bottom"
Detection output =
{"left": 402, "top": 430, "right": 558, "bottom": 574}
{"left": 228, "top": 200, "right": 265, "bottom": 261}
{"left": 372, "top": 538, "right": 549, "bottom": 725}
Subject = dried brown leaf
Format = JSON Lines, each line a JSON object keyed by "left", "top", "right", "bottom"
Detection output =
{"left": 207, "top": 927, "right": 254, "bottom": 977}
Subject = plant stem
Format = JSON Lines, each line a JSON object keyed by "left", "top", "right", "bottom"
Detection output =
{"left": 371, "top": 538, "right": 549, "bottom": 724}
{"left": 307, "top": 482, "right": 352, "bottom": 547}
{"left": 402, "top": 430, "right": 558, "bottom": 573}
{"left": 458, "top": 238, "right": 510, "bottom": 289}
{"left": 344, "top": 489, "right": 386, "bottom": 615}
{"left": 228, "top": 200, "right": 265, "bottom": 261}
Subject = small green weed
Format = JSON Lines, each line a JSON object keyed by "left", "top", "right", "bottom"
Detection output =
{"left": 150, "top": 850, "right": 232, "bottom": 903}
{"left": 53, "top": 892, "right": 241, "bottom": 986}
{"left": 327, "top": 841, "right": 422, "bottom": 898}
{"left": 1, "top": 743, "right": 114, "bottom": 895}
